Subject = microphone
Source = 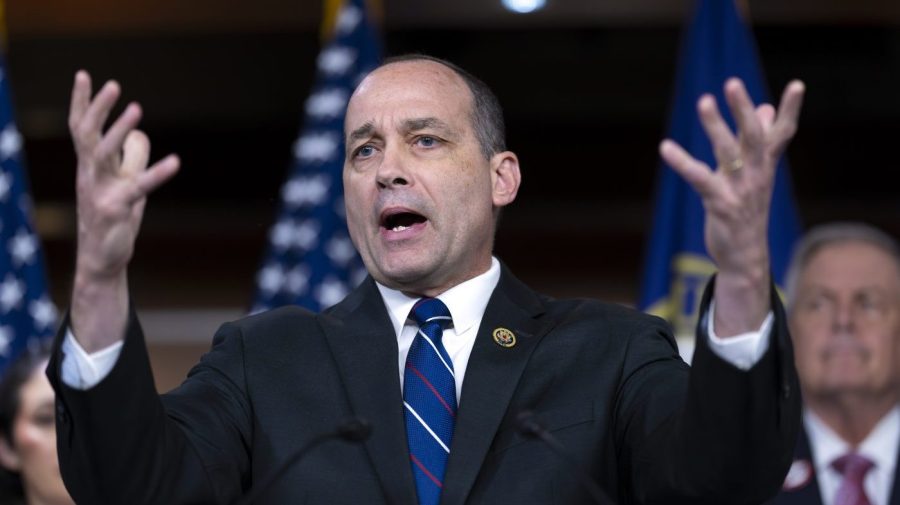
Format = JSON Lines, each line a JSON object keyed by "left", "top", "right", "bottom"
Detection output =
{"left": 233, "top": 417, "right": 372, "bottom": 505}
{"left": 515, "top": 411, "right": 616, "bottom": 505}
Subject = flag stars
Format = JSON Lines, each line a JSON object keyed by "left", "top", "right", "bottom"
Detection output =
{"left": 293, "top": 220, "right": 320, "bottom": 250}
{"left": 0, "top": 275, "right": 25, "bottom": 313}
{"left": 327, "top": 236, "right": 357, "bottom": 266}
{"left": 294, "top": 133, "right": 340, "bottom": 164}
{"left": 282, "top": 174, "right": 331, "bottom": 207}
{"left": 318, "top": 46, "right": 357, "bottom": 76}
{"left": 0, "top": 124, "right": 22, "bottom": 161}
{"left": 306, "top": 88, "right": 348, "bottom": 119}
{"left": 8, "top": 228, "right": 37, "bottom": 266}
{"left": 284, "top": 266, "right": 311, "bottom": 295}
{"left": 257, "top": 264, "right": 286, "bottom": 295}
{"left": 270, "top": 220, "right": 294, "bottom": 250}
{"left": 335, "top": 5, "right": 362, "bottom": 35}
{"left": 315, "top": 277, "right": 349, "bottom": 309}
{"left": 29, "top": 296, "right": 57, "bottom": 331}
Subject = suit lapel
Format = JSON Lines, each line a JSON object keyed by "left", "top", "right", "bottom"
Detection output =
{"left": 890, "top": 436, "right": 900, "bottom": 505}
{"left": 440, "top": 267, "right": 549, "bottom": 505}
{"left": 319, "top": 279, "right": 418, "bottom": 505}
{"left": 773, "top": 428, "right": 822, "bottom": 505}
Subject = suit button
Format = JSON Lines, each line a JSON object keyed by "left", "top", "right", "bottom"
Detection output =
{"left": 57, "top": 405, "right": 69, "bottom": 424}
{"left": 782, "top": 383, "right": 791, "bottom": 399}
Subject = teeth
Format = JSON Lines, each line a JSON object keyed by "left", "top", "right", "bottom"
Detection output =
{"left": 392, "top": 225, "right": 409, "bottom": 232}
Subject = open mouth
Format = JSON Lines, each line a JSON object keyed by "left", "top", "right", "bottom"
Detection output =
{"left": 380, "top": 209, "right": 428, "bottom": 232}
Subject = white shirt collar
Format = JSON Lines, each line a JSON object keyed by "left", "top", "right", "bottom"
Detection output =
{"left": 375, "top": 257, "right": 501, "bottom": 338}
{"left": 805, "top": 405, "right": 900, "bottom": 476}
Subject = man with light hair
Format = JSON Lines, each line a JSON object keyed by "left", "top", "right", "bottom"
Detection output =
{"left": 772, "top": 222, "right": 900, "bottom": 505}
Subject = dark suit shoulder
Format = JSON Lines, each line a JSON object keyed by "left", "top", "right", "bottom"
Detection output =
{"left": 539, "top": 297, "right": 677, "bottom": 349}
{"left": 209, "top": 305, "right": 321, "bottom": 348}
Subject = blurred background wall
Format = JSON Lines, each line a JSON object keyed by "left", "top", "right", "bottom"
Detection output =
{"left": 6, "top": 0, "right": 900, "bottom": 390}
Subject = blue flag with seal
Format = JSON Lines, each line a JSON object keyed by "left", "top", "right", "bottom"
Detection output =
{"left": 638, "top": 0, "right": 801, "bottom": 357}
{"left": 251, "top": 0, "right": 382, "bottom": 313}
{"left": 0, "top": 27, "right": 58, "bottom": 373}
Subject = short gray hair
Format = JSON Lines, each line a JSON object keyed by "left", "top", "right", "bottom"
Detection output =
{"left": 784, "top": 221, "right": 900, "bottom": 307}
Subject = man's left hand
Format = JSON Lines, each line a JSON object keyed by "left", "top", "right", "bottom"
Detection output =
{"left": 659, "top": 78, "right": 805, "bottom": 337}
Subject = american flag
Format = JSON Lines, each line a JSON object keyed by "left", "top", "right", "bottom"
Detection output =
{"left": 0, "top": 47, "right": 57, "bottom": 373}
{"left": 251, "top": 0, "right": 382, "bottom": 313}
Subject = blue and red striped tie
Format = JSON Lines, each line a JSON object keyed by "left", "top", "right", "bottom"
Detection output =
{"left": 404, "top": 298, "right": 456, "bottom": 505}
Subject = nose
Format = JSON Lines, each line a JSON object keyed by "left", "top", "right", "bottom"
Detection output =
{"left": 831, "top": 301, "right": 856, "bottom": 334}
{"left": 375, "top": 146, "right": 410, "bottom": 189}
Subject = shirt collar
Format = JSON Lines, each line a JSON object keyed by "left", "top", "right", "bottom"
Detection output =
{"left": 805, "top": 405, "right": 900, "bottom": 475}
{"left": 375, "top": 257, "right": 501, "bottom": 338}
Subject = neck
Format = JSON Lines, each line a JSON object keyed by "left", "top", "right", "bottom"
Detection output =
{"left": 24, "top": 486, "right": 75, "bottom": 505}
{"left": 806, "top": 394, "right": 897, "bottom": 446}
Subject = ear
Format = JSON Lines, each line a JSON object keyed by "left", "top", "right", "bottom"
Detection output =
{"left": 489, "top": 151, "right": 521, "bottom": 209}
{"left": 0, "top": 435, "right": 21, "bottom": 472}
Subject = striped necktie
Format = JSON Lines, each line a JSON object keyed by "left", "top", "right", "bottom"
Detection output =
{"left": 833, "top": 452, "right": 874, "bottom": 505}
{"left": 403, "top": 297, "right": 456, "bottom": 505}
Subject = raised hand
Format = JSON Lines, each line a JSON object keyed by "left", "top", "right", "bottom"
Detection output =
{"left": 659, "top": 78, "right": 805, "bottom": 336}
{"left": 68, "top": 71, "right": 180, "bottom": 351}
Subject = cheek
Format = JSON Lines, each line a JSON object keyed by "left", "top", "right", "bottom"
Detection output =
{"left": 14, "top": 423, "right": 57, "bottom": 468}
{"left": 790, "top": 325, "right": 824, "bottom": 372}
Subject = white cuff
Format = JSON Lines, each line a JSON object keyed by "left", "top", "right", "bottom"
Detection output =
{"left": 705, "top": 301, "right": 773, "bottom": 371}
{"left": 61, "top": 329, "right": 124, "bottom": 390}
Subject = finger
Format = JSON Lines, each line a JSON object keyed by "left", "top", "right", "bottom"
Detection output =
{"left": 68, "top": 70, "right": 92, "bottom": 132}
{"left": 80, "top": 80, "right": 122, "bottom": 137}
{"left": 659, "top": 139, "right": 716, "bottom": 198}
{"left": 723, "top": 78, "right": 764, "bottom": 148}
{"left": 120, "top": 130, "right": 151, "bottom": 177}
{"left": 696, "top": 94, "right": 739, "bottom": 163}
{"left": 96, "top": 103, "right": 143, "bottom": 162}
{"left": 133, "top": 154, "right": 180, "bottom": 199}
{"left": 771, "top": 80, "right": 806, "bottom": 148}
{"left": 755, "top": 104, "right": 776, "bottom": 134}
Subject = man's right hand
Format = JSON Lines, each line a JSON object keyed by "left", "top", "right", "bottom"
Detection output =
{"left": 68, "top": 70, "right": 180, "bottom": 352}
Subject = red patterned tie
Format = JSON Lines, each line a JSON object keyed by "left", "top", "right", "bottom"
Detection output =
{"left": 832, "top": 452, "right": 874, "bottom": 505}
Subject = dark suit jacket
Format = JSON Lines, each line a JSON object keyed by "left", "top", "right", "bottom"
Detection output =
{"left": 48, "top": 266, "right": 800, "bottom": 505}
{"left": 769, "top": 425, "right": 900, "bottom": 505}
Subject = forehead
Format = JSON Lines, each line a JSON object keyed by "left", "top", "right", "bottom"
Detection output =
{"left": 801, "top": 241, "right": 900, "bottom": 292}
{"left": 18, "top": 364, "right": 53, "bottom": 409}
{"left": 345, "top": 60, "right": 473, "bottom": 132}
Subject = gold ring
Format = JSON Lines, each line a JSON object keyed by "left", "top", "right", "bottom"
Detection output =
{"left": 724, "top": 158, "right": 743, "bottom": 172}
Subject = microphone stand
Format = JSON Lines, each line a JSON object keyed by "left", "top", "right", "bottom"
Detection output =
{"left": 516, "top": 411, "right": 615, "bottom": 505}
{"left": 233, "top": 418, "right": 371, "bottom": 505}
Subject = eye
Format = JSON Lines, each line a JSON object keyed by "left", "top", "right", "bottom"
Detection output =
{"left": 354, "top": 144, "right": 376, "bottom": 158}
{"left": 856, "top": 292, "right": 884, "bottom": 313}
{"left": 801, "top": 293, "right": 829, "bottom": 313}
{"left": 416, "top": 136, "right": 439, "bottom": 148}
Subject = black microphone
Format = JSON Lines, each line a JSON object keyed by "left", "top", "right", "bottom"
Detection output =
{"left": 515, "top": 411, "right": 616, "bottom": 505}
{"left": 233, "top": 417, "right": 372, "bottom": 505}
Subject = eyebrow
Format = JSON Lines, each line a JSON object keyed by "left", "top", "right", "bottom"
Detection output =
{"left": 402, "top": 117, "right": 454, "bottom": 135}
{"left": 347, "top": 122, "right": 375, "bottom": 145}
{"left": 346, "top": 117, "right": 457, "bottom": 145}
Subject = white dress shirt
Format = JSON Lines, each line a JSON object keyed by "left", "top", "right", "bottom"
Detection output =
{"left": 805, "top": 406, "right": 900, "bottom": 505}
{"left": 62, "top": 256, "right": 772, "bottom": 391}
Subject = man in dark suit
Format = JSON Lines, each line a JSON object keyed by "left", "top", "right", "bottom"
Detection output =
{"left": 771, "top": 222, "right": 900, "bottom": 505}
{"left": 49, "top": 55, "right": 806, "bottom": 504}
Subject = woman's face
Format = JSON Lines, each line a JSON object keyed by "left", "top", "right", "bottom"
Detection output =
{"left": 0, "top": 361, "right": 73, "bottom": 505}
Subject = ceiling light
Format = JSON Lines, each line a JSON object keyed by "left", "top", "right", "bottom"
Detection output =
{"left": 502, "top": 0, "right": 546, "bottom": 14}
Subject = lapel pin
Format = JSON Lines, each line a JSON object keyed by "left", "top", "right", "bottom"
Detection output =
{"left": 493, "top": 327, "right": 516, "bottom": 348}
{"left": 781, "top": 459, "right": 813, "bottom": 491}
